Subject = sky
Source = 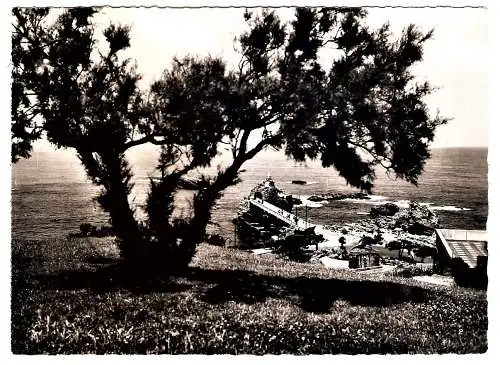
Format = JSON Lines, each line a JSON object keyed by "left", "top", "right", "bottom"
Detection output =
{"left": 85, "top": 5, "right": 489, "bottom": 149}
{"left": 23, "top": 4, "right": 489, "bottom": 151}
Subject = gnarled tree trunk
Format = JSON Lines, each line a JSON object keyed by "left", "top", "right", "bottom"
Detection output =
{"left": 184, "top": 162, "right": 243, "bottom": 257}
{"left": 79, "top": 149, "right": 143, "bottom": 263}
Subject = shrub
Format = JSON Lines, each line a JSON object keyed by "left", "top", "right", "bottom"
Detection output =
{"left": 392, "top": 265, "right": 434, "bottom": 278}
{"left": 79, "top": 223, "right": 92, "bottom": 236}
{"left": 276, "top": 235, "right": 312, "bottom": 262}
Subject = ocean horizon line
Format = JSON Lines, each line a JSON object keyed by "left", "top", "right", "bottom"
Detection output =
{"left": 26, "top": 144, "right": 488, "bottom": 155}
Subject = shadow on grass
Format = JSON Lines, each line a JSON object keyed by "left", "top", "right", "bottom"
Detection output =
{"left": 12, "top": 254, "right": 192, "bottom": 295}
{"left": 40, "top": 267, "right": 192, "bottom": 294}
{"left": 13, "top": 254, "right": 435, "bottom": 313}
{"left": 182, "top": 267, "right": 435, "bottom": 313}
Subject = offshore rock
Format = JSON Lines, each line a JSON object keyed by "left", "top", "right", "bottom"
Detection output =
{"left": 308, "top": 195, "right": 327, "bottom": 202}
{"left": 308, "top": 192, "right": 370, "bottom": 202}
{"left": 370, "top": 202, "right": 399, "bottom": 217}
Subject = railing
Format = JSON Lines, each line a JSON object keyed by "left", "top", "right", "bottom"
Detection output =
{"left": 249, "top": 198, "right": 300, "bottom": 227}
{"left": 248, "top": 198, "right": 341, "bottom": 246}
{"left": 435, "top": 229, "right": 455, "bottom": 259}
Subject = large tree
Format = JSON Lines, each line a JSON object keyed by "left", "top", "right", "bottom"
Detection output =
{"left": 12, "top": 8, "right": 148, "bottom": 263}
{"left": 12, "top": 7, "right": 446, "bottom": 272}
{"left": 150, "top": 8, "right": 447, "bottom": 247}
{"left": 12, "top": 7, "right": 232, "bottom": 268}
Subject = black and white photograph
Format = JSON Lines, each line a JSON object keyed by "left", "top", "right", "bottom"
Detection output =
{"left": 8, "top": 0, "right": 492, "bottom": 356}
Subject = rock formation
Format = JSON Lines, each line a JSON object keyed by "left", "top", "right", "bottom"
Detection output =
{"left": 236, "top": 178, "right": 440, "bottom": 265}
{"left": 307, "top": 192, "right": 370, "bottom": 202}
{"left": 249, "top": 176, "right": 295, "bottom": 211}
{"left": 370, "top": 202, "right": 400, "bottom": 217}
{"left": 373, "top": 201, "right": 439, "bottom": 235}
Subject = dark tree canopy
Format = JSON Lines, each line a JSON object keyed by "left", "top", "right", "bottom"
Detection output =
{"left": 11, "top": 7, "right": 446, "bottom": 271}
{"left": 151, "top": 8, "right": 446, "bottom": 195}
{"left": 12, "top": 8, "right": 150, "bottom": 261}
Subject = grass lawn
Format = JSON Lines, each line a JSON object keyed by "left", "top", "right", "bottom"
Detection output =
{"left": 11, "top": 237, "right": 487, "bottom": 354}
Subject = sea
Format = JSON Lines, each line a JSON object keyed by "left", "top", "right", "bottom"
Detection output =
{"left": 11, "top": 147, "right": 488, "bottom": 242}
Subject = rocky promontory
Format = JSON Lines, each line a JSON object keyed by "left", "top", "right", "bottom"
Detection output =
{"left": 371, "top": 201, "right": 440, "bottom": 235}
{"left": 248, "top": 177, "right": 300, "bottom": 211}
{"left": 236, "top": 178, "right": 440, "bottom": 265}
{"left": 322, "top": 201, "right": 440, "bottom": 264}
{"left": 307, "top": 192, "right": 370, "bottom": 202}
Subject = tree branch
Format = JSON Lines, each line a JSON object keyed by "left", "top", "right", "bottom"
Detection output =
{"left": 237, "top": 129, "right": 250, "bottom": 158}
{"left": 347, "top": 138, "right": 392, "bottom": 169}
{"left": 166, "top": 155, "right": 200, "bottom": 180}
{"left": 245, "top": 132, "right": 282, "bottom": 161}
{"left": 121, "top": 134, "right": 169, "bottom": 151}
{"left": 231, "top": 129, "right": 242, "bottom": 159}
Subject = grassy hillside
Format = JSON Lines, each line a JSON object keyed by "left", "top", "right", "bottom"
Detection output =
{"left": 11, "top": 237, "right": 487, "bottom": 354}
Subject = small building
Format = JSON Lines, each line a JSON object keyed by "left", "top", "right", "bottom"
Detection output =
{"left": 348, "top": 247, "right": 381, "bottom": 269}
{"left": 435, "top": 229, "right": 487, "bottom": 288}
